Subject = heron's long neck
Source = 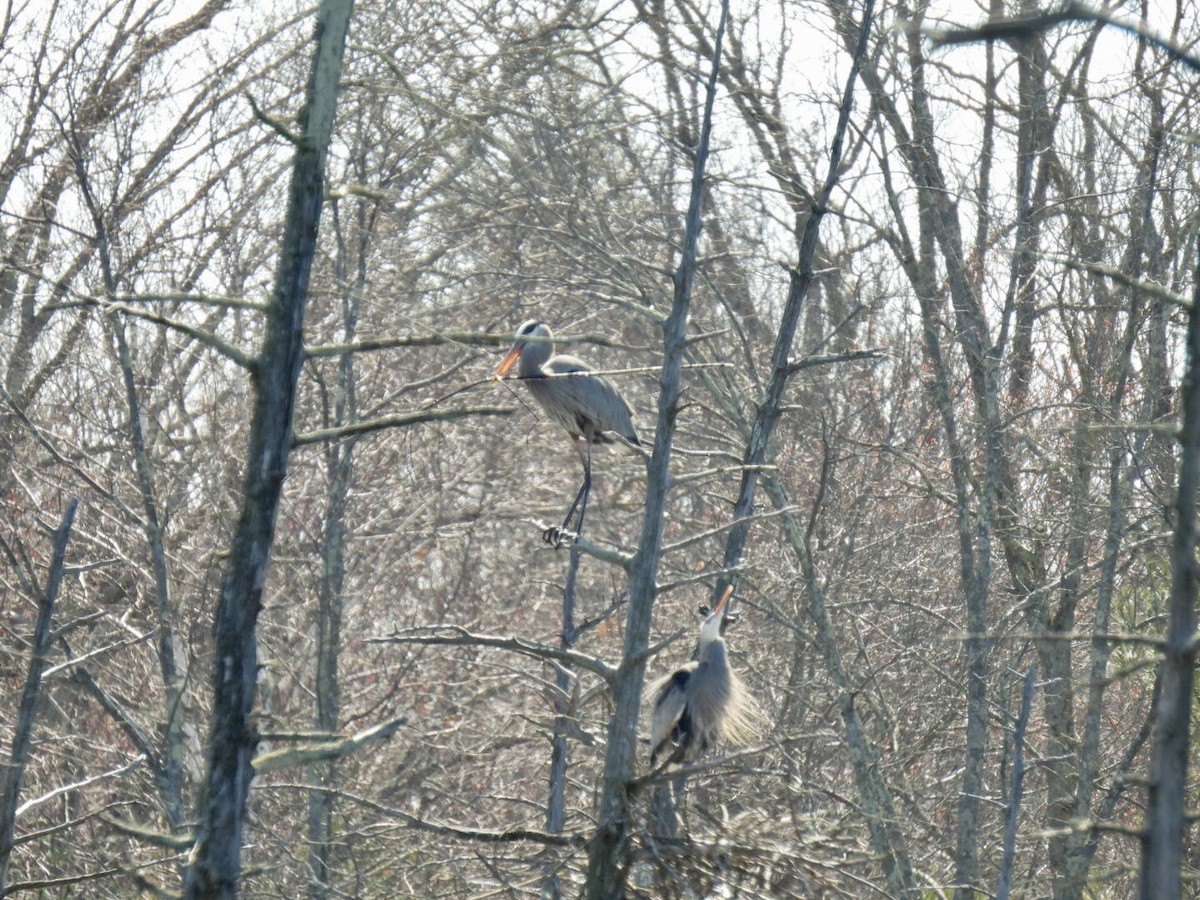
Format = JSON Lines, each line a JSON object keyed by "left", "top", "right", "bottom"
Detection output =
{"left": 699, "top": 636, "right": 726, "bottom": 667}
{"left": 519, "top": 339, "right": 552, "bottom": 379}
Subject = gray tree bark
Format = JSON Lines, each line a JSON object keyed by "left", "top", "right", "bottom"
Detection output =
{"left": 306, "top": 197, "right": 366, "bottom": 899}
{"left": 583, "top": 3, "right": 727, "bottom": 896}
{"left": 1139, "top": 240, "right": 1200, "bottom": 898}
{"left": 997, "top": 666, "right": 1035, "bottom": 900}
{"left": 0, "top": 499, "right": 78, "bottom": 895}
{"left": 182, "top": 0, "right": 355, "bottom": 895}
{"left": 543, "top": 544, "right": 582, "bottom": 900}
{"left": 74, "top": 146, "right": 188, "bottom": 834}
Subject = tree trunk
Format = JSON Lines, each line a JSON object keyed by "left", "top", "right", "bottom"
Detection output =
{"left": 583, "top": 6, "right": 727, "bottom": 896}
{"left": 0, "top": 499, "right": 78, "bottom": 895}
{"left": 76, "top": 143, "right": 189, "bottom": 835}
{"left": 305, "top": 182, "right": 371, "bottom": 900}
{"left": 543, "top": 544, "right": 581, "bottom": 900}
{"left": 183, "top": 0, "right": 355, "bottom": 894}
{"left": 1139, "top": 240, "right": 1200, "bottom": 898}
{"left": 308, "top": 437, "right": 350, "bottom": 898}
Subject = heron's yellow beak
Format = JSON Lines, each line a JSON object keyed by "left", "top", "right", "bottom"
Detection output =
{"left": 713, "top": 585, "right": 733, "bottom": 617}
{"left": 493, "top": 345, "right": 522, "bottom": 382}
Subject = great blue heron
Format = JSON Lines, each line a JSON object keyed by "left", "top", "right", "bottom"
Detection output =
{"left": 493, "top": 320, "right": 640, "bottom": 545}
{"left": 649, "top": 585, "right": 759, "bottom": 766}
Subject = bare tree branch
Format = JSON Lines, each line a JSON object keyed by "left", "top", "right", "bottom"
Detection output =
{"left": 1046, "top": 253, "right": 1186, "bottom": 308}
{"left": 307, "top": 787, "right": 589, "bottom": 847}
{"left": 784, "top": 348, "right": 886, "bottom": 375}
{"left": 372, "top": 626, "right": 617, "bottom": 683}
{"left": 253, "top": 715, "right": 407, "bottom": 775}
{"left": 89, "top": 299, "right": 257, "bottom": 370}
{"left": 305, "top": 330, "right": 649, "bottom": 358}
{"left": 922, "top": 1, "right": 1200, "bottom": 74}
{"left": 15, "top": 756, "right": 145, "bottom": 820}
{"left": 292, "top": 406, "right": 514, "bottom": 446}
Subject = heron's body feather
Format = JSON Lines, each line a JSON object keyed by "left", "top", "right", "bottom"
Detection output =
{"left": 517, "top": 338, "right": 639, "bottom": 447}
{"left": 648, "top": 590, "right": 760, "bottom": 766}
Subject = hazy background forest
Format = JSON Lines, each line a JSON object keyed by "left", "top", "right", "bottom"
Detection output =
{"left": 0, "top": 0, "right": 1197, "bottom": 896}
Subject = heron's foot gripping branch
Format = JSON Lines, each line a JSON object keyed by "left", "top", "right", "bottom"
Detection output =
{"left": 542, "top": 525, "right": 577, "bottom": 548}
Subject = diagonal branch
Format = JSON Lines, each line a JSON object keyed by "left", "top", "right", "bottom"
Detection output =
{"left": 90, "top": 300, "right": 257, "bottom": 370}
{"left": 292, "top": 406, "right": 514, "bottom": 446}
{"left": 15, "top": 756, "right": 145, "bottom": 819}
{"left": 784, "top": 348, "right": 886, "bottom": 375}
{"left": 1046, "top": 253, "right": 1186, "bottom": 308}
{"left": 923, "top": 1, "right": 1200, "bottom": 74}
{"left": 251, "top": 715, "right": 408, "bottom": 775}
{"left": 371, "top": 626, "right": 617, "bottom": 683}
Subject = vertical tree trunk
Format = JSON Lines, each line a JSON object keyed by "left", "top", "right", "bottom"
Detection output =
{"left": 75, "top": 144, "right": 189, "bottom": 835}
{"left": 997, "top": 666, "right": 1035, "bottom": 900}
{"left": 183, "top": 1, "right": 355, "bottom": 894}
{"left": 308, "top": 438, "right": 350, "bottom": 898}
{"left": 543, "top": 545, "right": 581, "bottom": 900}
{"left": 583, "top": 5, "right": 727, "bottom": 896}
{"left": 0, "top": 499, "right": 78, "bottom": 894}
{"left": 110, "top": 313, "right": 187, "bottom": 833}
{"left": 1139, "top": 241, "right": 1200, "bottom": 898}
{"left": 305, "top": 192, "right": 366, "bottom": 900}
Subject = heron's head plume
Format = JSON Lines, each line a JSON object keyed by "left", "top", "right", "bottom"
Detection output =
{"left": 515, "top": 320, "right": 550, "bottom": 343}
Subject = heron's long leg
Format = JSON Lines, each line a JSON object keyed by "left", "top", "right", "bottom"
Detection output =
{"left": 546, "top": 480, "right": 587, "bottom": 544}
{"left": 543, "top": 438, "right": 593, "bottom": 547}
{"left": 570, "top": 440, "right": 593, "bottom": 536}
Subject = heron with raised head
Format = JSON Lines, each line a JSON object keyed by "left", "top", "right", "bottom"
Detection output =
{"left": 649, "top": 585, "right": 759, "bottom": 766}
{"left": 493, "top": 320, "right": 640, "bottom": 545}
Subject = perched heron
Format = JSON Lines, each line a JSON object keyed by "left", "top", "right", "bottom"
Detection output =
{"left": 649, "top": 585, "right": 759, "bottom": 766}
{"left": 493, "top": 320, "right": 640, "bottom": 545}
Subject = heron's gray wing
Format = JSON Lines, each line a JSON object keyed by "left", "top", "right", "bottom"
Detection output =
{"left": 649, "top": 664, "right": 695, "bottom": 764}
{"left": 543, "top": 355, "right": 638, "bottom": 444}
